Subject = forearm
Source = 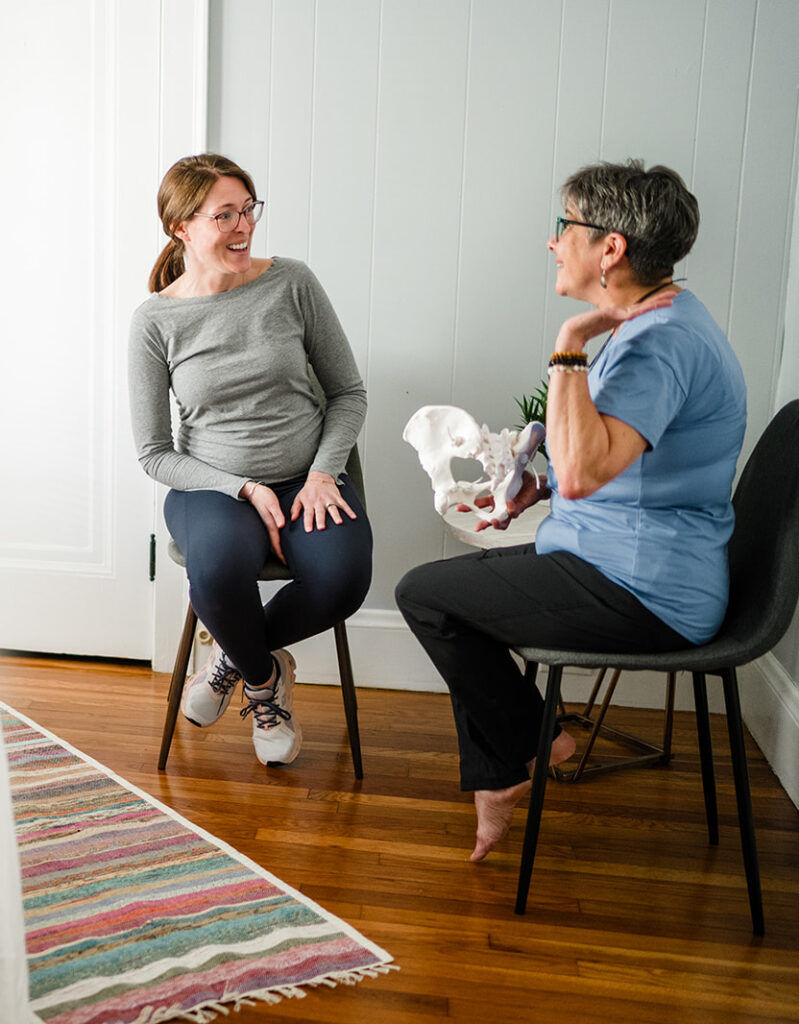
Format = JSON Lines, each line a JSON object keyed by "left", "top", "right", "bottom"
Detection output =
{"left": 546, "top": 321, "right": 645, "bottom": 498}
{"left": 137, "top": 441, "right": 249, "bottom": 498}
{"left": 545, "top": 373, "right": 615, "bottom": 498}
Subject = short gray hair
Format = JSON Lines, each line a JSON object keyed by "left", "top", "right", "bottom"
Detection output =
{"left": 561, "top": 160, "right": 700, "bottom": 285}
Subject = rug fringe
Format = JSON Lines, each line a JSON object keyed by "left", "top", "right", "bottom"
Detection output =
{"left": 129, "top": 964, "right": 400, "bottom": 1023}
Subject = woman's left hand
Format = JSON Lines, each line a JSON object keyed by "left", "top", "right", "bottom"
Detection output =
{"left": 555, "top": 292, "right": 675, "bottom": 352}
{"left": 291, "top": 471, "right": 357, "bottom": 532}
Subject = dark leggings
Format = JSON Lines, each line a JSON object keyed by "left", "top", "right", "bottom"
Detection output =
{"left": 395, "top": 544, "right": 690, "bottom": 792}
{"left": 164, "top": 474, "right": 372, "bottom": 687}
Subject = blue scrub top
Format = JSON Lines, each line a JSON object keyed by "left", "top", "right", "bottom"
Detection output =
{"left": 536, "top": 290, "right": 746, "bottom": 643}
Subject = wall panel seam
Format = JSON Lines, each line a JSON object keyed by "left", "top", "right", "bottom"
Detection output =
{"left": 266, "top": 0, "right": 276, "bottom": 252}
{"left": 688, "top": 0, "right": 710, "bottom": 189}
{"left": 726, "top": 0, "right": 759, "bottom": 337}
{"left": 771, "top": 89, "right": 799, "bottom": 406}
{"left": 542, "top": 0, "right": 567, "bottom": 363}
{"left": 308, "top": 0, "right": 319, "bottom": 263}
{"left": 599, "top": 0, "right": 612, "bottom": 156}
{"left": 364, "top": 0, "right": 385, "bottom": 420}
{"left": 448, "top": 0, "right": 473, "bottom": 406}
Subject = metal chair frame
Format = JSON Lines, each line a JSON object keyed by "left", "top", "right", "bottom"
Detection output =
{"left": 553, "top": 668, "right": 677, "bottom": 782}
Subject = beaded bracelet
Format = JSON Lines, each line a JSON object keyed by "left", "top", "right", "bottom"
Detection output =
{"left": 548, "top": 351, "right": 588, "bottom": 367}
{"left": 547, "top": 363, "right": 589, "bottom": 377}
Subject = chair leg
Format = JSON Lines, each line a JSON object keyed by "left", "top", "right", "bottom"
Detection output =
{"left": 721, "top": 667, "right": 765, "bottom": 936}
{"left": 515, "top": 664, "right": 562, "bottom": 915}
{"left": 583, "top": 667, "right": 609, "bottom": 718}
{"left": 662, "top": 671, "right": 677, "bottom": 761}
{"left": 158, "top": 603, "right": 197, "bottom": 771}
{"left": 333, "top": 620, "right": 363, "bottom": 780}
{"left": 692, "top": 671, "right": 719, "bottom": 845}
{"left": 565, "top": 668, "right": 623, "bottom": 781}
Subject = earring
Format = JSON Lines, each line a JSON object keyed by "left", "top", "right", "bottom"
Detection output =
{"left": 600, "top": 268, "right": 608, "bottom": 289}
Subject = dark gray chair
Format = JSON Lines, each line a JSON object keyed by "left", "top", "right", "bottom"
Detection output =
{"left": 514, "top": 399, "right": 799, "bottom": 936}
{"left": 157, "top": 446, "right": 366, "bottom": 779}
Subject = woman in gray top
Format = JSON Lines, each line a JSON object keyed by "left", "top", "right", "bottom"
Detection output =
{"left": 129, "top": 153, "right": 372, "bottom": 768}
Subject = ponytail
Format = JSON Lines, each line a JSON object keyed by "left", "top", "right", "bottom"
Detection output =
{"left": 149, "top": 154, "right": 258, "bottom": 292}
{"left": 148, "top": 237, "right": 185, "bottom": 293}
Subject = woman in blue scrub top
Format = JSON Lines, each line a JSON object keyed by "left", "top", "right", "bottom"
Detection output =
{"left": 396, "top": 160, "right": 746, "bottom": 862}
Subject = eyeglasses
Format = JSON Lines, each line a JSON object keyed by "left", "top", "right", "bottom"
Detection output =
{"left": 192, "top": 200, "right": 265, "bottom": 233}
{"left": 555, "top": 216, "right": 608, "bottom": 241}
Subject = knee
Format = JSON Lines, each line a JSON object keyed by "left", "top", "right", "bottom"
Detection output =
{"left": 311, "top": 563, "right": 371, "bottom": 622}
{"left": 187, "top": 549, "right": 255, "bottom": 608}
{"left": 395, "top": 563, "right": 436, "bottom": 623}
{"left": 394, "top": 568, "right": 416, "bottom": 613}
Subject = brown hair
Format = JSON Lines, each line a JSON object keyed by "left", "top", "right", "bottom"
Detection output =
{"left": 148, "top": 153, "right": 258, "bottom": 293}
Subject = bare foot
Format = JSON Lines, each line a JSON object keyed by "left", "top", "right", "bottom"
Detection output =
{"left": 469, "top": 731, "right": 577, "bottom": 863}
{"left": 470, "top": 780, "right": 531, "bottom": 862}
{"left": 525, "top": 729, "right": 577, "bottom": 776}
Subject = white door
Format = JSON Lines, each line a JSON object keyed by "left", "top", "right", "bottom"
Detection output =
{"left": 0, "top": 0, "right": 206, "bottom": 661}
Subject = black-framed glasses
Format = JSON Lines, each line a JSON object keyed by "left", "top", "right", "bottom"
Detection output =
{"left": 193, "top": 200, "right": 265, "bottom": 233}
{"left": 555, "top": 216, "right": 608, "bottom": 241}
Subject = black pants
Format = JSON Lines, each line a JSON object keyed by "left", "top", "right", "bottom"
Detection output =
{"left": 395, "top": 545, "right": 689, "bottom": 791}
{"left": 164, "top": 475, "right": 372, "bottom": 688}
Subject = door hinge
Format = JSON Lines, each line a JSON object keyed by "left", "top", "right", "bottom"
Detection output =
{"left": 149, "top": 533, "right": 156, "bottom": 581}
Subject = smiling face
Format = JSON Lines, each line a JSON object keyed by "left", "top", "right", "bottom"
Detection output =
{"left": 548, "top": 205, "right": 605, "bottom": 303}
{"left": 175, "top": 175, "right": 256, "bottom": 284}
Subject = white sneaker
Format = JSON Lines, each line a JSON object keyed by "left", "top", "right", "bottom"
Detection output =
{"left": 241, "top": 649, "right": 302, "bottom": 765}
{"left": 180, "top": 642, "right": 241, "bottom": 727}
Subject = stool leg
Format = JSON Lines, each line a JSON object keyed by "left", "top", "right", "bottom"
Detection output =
{"left": 158, "top": 604, "right": 197, "bottom": 771}
{"left": 333, "top": 620, "right": 363, "bottom": 779}
{"left": 515, "top": 664, "right": 561, "bottom": 914}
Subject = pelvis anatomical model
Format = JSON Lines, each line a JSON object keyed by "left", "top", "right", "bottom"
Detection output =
{"left": 403, "top": 405, "right": 546, "bottom": 522}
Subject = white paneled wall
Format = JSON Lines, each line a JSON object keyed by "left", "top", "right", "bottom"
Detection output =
{"left": 207, "top": 0, "right": 799, "bottom": 708}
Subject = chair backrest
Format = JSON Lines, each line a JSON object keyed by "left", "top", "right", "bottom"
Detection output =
{"left": 344, "top": 443, "right": 366, "bottom": 509}
{"left": 720, "top": 399, "right": 799, "bottom": 658}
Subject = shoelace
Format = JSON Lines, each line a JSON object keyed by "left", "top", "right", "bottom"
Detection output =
{"left": 240, "top": 692, "right": 291, "bottom": 728}
{"left": 209, "top": 659, "right": 240, "bottom": 695}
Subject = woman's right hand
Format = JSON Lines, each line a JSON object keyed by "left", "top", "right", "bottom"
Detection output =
{"left": 240, "top": 481, "right": 287, "bottom": 564}
{"left": 458, "top": 471, "right": 551, "bottom": 532}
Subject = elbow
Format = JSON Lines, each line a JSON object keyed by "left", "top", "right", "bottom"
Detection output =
{"left": 554, "top": 468, "right": 601, "bottom": 501}
{"left": 557, "top": 481, "right": 596, "bottom": 501}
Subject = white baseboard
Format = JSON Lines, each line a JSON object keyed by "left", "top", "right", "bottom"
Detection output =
{"left": 174, "top": 606, "right": 798, "bottom": 809}
{"left": 292, "top": 609, "right": 798, "bottom": 808}
{"left": 289, "top": 609, "right": 449, "bottom": 692}
{"left": 290, "top": 608, "right": 727, "bottom": 708}
{"left": 738, "top": 653, "right": 799, "bottom": 809}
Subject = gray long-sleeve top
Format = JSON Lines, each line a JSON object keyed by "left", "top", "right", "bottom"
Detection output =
{"left": 128, "top": 258, "right": 367, "bottom": 498}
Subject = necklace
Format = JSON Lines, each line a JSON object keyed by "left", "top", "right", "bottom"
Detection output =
{"left": 636, "top": 277, "right": 686, "bottom": 303}
{"left": 591, "top": 278, "right": 688, "bottom": 367}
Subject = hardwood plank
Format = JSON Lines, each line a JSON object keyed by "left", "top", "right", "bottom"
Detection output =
{"left": 1, "top": 654, "right": 798, "bottom": 1023}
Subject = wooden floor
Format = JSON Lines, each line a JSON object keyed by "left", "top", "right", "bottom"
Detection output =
{"left": 1, "top": 654, "right": 798, "bottom": 1024}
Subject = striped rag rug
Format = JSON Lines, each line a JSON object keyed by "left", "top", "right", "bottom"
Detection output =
{"left": 1, "top": 702, "right": 395, "bottom": 1024}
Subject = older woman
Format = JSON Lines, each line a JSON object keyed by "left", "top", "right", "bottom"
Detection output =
{"left": 395, "top": 160, "right": 746, "bottom": 861}
{"left": 129, "top": 154, "right": 372, "bottom": 769}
